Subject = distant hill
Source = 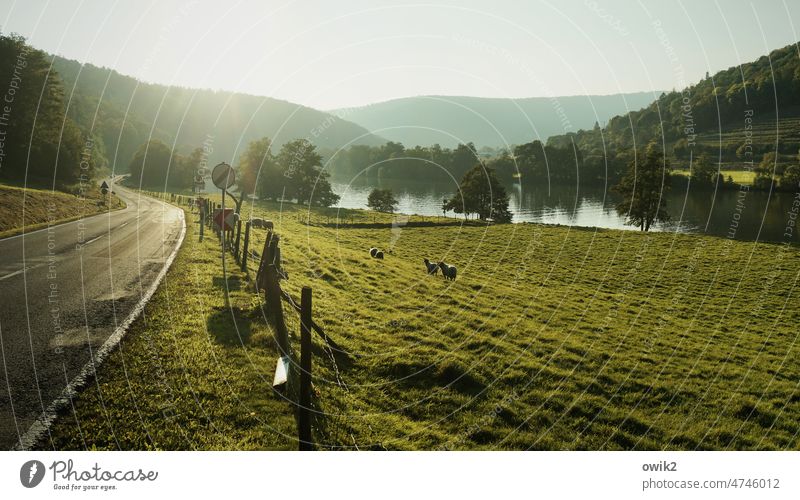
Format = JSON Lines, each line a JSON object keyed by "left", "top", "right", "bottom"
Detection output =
{"left": 546, "top": 43, "right": 800, "bottom": 169}
{"left": 328, "top": 92, "right": 659, "bottom": 148}
{"left": 52, "top": 56, "right": 385, "bottom": 172}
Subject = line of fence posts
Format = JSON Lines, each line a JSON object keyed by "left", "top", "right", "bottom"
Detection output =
{"left": 240, "top": 220, "right": 250, "bottom": 271}
{"left": 299, "top": 286, "right": 313, "bottom": 450}
{"left": 193, "top": 201, "right": 322, "bottom": 450}
{"left": 252, "top": 227, "right": 318, "bottom": 450}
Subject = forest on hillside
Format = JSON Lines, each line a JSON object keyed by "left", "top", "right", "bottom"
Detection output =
{"left": 329, "top": 43, "right": 800, "bottom": 192}
{"left": 0, "top": 31, "right": 382, "bottom": 188}
{"left": 0, "top": 33, "right": 94, "bottom": 185}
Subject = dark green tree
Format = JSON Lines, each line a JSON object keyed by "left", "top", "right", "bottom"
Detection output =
{"left": 781, "top": 164, "right": 800, "bottom": 191}
{"left": 276, "top": 139, "right": 339, "bottom": 207}
{"left": 689, "top": 154, "right": 717, "bottom": 187}
{"left": 444, "top": 163, "right": 512, "bottom": 222}
{"left": 754, "top": 151, "right": 778, "bottom": 190}
{"left": 237, "top": 137, "right": 280, "bottom": 199}
{"left": 175, "top": 147, "right": 203, "bottom": 190}
{"left": 0, "top": 33, "right": 90, "bottom": 184}
{"left": 451, "top": 142, "right": 478, "bottom": 178}
{"left": 367, "top": 188, "right": 399, "bottom": 213}
{"left": 127, "top": 139, "right": 174, "bottom": 188}
{"left": 612, "top": 142, "right": 672, "bottom": 231}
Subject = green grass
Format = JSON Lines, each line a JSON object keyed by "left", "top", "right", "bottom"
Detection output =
{"left": 673, "top": 169, "right": 758, "bottom": 185}
{"left": 43, "top": 197, "right": 800, "bottom": 450}
{"left": 0, "top": 182, "right": 125, "bottom": 238}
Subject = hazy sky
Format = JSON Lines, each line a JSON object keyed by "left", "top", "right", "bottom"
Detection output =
{"left": 1, "top": 0, "right": 798, "bottom": 109}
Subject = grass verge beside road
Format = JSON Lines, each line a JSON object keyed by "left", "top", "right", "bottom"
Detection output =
{"left": 0, "top": 182, "right": 125, "bottom": 238}
{"left": 39, "top": 209, "right": 296, "bottom": 450}
{"left": 43, "top": 198, "right": 800, "bottom": 450}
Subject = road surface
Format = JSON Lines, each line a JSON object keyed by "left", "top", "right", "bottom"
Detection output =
{"left": 0, "top": 184, "right": 184, "bottom": 449}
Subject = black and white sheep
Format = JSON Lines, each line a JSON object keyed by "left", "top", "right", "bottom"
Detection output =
{"left": 423, "top": 258, "right": 439, "bottom": 275}
{"left": 369, "top": 247, "right": 378, "bottom": 258}
{"left": 375, "top": 250, "right": 384, "bottom": 259}
{"left": 438, "top": 261, "right": 457, "bottom": 281}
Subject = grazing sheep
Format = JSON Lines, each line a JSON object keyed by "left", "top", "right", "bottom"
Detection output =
{"left": 375, "top": 250, "right": 384, "bottom": 259}
{"left": 438, "top": 261, "right": 457, "bottom": 281}
{"left": 423, "top": 258, "right": 439, "bottom": 275}
{"left": 369, "top": 247, "right": 378, "bottom": 258}
{"left": 250, "top": 218, "right": 274, "bottom": 230}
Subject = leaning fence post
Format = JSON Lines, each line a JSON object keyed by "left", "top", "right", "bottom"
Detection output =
{"left": 241, "top": 221, "right": 250, "bottom": 272}
{"left": 299, "top": 286, "right": 313, "bottom": 451}
{"left": 266, "top": 234, "right": 289, "bottom": 356}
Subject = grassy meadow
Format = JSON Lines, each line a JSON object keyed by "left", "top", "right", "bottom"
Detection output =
{"left": 672, "top": 169, "right": 757, "bottom": 185}
{"left": 0, "top": 181, "right": 125, "bottom": 237}
{"left": 42, "top": 196, "right": 800, "bottom": 450}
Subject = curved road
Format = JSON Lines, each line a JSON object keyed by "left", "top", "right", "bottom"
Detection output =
{"left": 0, "top": 184, "right": 184, "bottom": 449}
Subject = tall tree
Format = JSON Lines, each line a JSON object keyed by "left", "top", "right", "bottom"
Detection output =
{"left": 0, "top": 33, "right": 90, "bottom": 184}
{"left": 177, "top": 147, "right": 204, "bottom": 190}
{"left": 444, "top": 163, "right": 512, "bottom": 222}
{"left": 276, "top": 139, "right": 339, "bottom": 207}
{"left": 612, "top": 141, "right": 672, "bottom": 231}
{"left": 451, "top": 142, "right": 478, "bottom": 178}
{"left": 237, "top": 137, "right": 278, "bottom": 198}
{"left": 127, "top": 139, "right": 174, "bottom": 188}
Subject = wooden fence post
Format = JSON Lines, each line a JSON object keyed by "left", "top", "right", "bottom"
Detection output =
{"left": 199, "top": 205, "right": 205, "bottom": 242}
{"left": 266, "top": 234, "right": 289, "bottom": 357}
{"left": 256, "top": 230, "right": 271, "bottom": 291}
{"left": 234, "top": 217, "right": 242, "bottom": 262}
{"left": 240, "top": 221, "right": 250, "bottom": 271}
{"left": 299, "top": 286, "right": 313, "bottom": 451}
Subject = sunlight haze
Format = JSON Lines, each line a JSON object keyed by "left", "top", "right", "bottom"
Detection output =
{"left": 1, "top": 0, "right": 798, "bottom": 109}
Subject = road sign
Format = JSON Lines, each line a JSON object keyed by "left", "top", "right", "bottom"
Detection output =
{"left": 100, "top": 180, "right": 109, "bottom": 195}
{"left": 211, "top": 162, "right": 235, "bottom": 190}
{"left": 212, "top": 208, "right": 236, "bottom": 232}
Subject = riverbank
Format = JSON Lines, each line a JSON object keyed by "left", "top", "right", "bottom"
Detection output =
{"left": 40, "top": 197, "right": 800, "bottom": 450}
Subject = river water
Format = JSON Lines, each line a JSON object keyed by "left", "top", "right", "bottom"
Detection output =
{"left": 330, "top": 177, "right": 798, "bottom": 243}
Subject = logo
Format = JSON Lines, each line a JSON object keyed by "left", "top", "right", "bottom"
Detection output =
{"left": 20, "top": 460, "right": 45, "bottom": 488}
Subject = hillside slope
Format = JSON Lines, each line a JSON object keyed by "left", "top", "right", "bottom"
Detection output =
{"left": 0, "top": 182, "right": 124, "bottom": 236}
{"left": 45, "top": 198, "right": 800, "bottom": 450}
{"left": 330, "top": 92, "right": 658, "bottom": 148}
{"left": 52, "top": 56, "right": 385, "bottom": 172}
{"left": 547, "top": 43, "right": 800, "bottom": 167}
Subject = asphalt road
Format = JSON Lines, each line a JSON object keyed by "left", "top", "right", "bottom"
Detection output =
{"left": 0, "top": 184, "right": 184, "bottom": 449}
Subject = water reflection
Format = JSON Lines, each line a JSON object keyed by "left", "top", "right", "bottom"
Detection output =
{"left": 329, "top": 177, "right": 797, "bottom": 243}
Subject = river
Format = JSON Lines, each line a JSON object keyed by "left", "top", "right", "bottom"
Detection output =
{"left": 329, "top": 177, "right": 798, "bottom": 243}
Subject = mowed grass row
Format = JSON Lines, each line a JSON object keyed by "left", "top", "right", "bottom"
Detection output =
{"left": 46, "top": 197, "right": 800, "bottom": 450}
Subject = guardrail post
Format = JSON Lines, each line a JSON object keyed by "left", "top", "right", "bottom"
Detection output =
{"left": 240, "top": 221, "right": 250, "bottom": 272}
{"left": 299, "top": 286, "right": 313, "bottom": 451}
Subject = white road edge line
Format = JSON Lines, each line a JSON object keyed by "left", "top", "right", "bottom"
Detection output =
{"left": 0, "top": 262, "right": 50, "bottom": 282}
{"left": 82, "top": 234, "right": 104, "bottom": 246}
{"left": 13, "top": 204, "right": 186, "bottom": 451}
{"left": 0, "top": 267, "right": 29, "bottom": 282}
